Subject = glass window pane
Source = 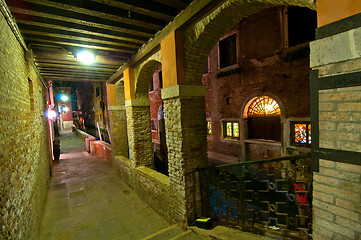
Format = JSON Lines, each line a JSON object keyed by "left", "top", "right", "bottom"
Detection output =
{"left": 226, "top": 122, "right": 232, "bottom": 137}
{"left": 308, "top": 124, "right": 311, "bottom": 144}
{"left": 233, "top": 123, "right": 239, "bottom": 138}
{"left": 295, "top": 124, "right": 307, "bottom": 144}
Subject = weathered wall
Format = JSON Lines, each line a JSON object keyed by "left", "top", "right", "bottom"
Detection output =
{"left": 310, "top": 10, "right": 361, "bottom": 240}
{"left": 205, "top": 7, "right": 311, "bottom": 161}
{"left": 0, "top": 13, "right": 51, "bottom": 239}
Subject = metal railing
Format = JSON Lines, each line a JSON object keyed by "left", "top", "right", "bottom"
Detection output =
{"left": 197, "top": 154, "right": 312, "bottom": 239}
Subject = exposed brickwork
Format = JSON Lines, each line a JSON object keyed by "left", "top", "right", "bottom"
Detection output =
{"left": 125, "top": 104, "right": 153, "bottom": 168}
{"left": 319, "top": 86, "right": 361, "bottom": 152}
{"left": 163, "top": 96, "right": 208, "bottom": 226}
{"left": 183, "top": 0, "right": 316, "bottom": 85}
{"left": 202, "top": 7, "right": 311, "bottom": 160}
{"left": 0, "top": 14, "right": 51, "bottom": 239}
{"left": 313, "top": 159, "right": 361, "bottom": 240}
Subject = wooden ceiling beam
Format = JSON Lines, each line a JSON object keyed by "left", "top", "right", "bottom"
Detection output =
{"left": 22, "top": 0, "right": 165, "bottom": 30}
{"left": 16, "top": 20, "right": 147, "bottom": 45}
{"left": 90, "top": 0, "right": 175, "bottom": 22}
{"left": 24, "top": 37, "right": 137, "bottom": 53}
{"left": 9, "top": 6, "right": 155, "bottom": 38}
{"left": 20, "top": 29, "right": 141, "bottom": 49}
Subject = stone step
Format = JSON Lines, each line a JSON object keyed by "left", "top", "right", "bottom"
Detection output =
{"left": 142, "top": 225, "right": 184, "bottom": 240}
{"left": 170, "top": 230, "right": 203, "bottom": 240}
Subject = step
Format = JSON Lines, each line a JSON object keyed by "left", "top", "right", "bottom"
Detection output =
{"left": 170, "top": 230, "right": 203, "bottom": 240}
{"left": 142, "top": 225, "right": 184, "bottom": 240}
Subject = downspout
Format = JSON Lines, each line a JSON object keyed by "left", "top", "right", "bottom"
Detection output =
{"left": 0, "top": 0, "right": 48, "bottom": 88}
{"left": 0, "top": 0, "right": 28, "bottom": 51}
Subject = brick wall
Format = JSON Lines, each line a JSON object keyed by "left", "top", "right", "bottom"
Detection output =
{"left": 203, "top": 7, "right": 311, "bottom": 161}
{"left": 313, "top": 160, "right": 361, "bottom": 239}
{"left": 310, "top": 11, "right": 361, "bottom": 240}
{"left": 0, "top": 13, "right": 51, "bottom": 239}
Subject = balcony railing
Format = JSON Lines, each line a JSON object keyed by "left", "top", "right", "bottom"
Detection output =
{"left": 197, "top": 154, "right": 312, "bottom": 239}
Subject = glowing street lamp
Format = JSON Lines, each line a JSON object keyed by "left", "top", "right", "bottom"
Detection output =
{"left": 60, "top": 95, "right": 69, "bottom": 101}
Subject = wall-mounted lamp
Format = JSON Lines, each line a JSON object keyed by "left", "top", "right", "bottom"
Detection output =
{"left": 45, "top": 110, "right": 58, "bottom": 121}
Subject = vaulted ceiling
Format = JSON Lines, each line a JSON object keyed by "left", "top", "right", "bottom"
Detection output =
{"left": 6, "top": 0, "right": 192, "bottom": 82}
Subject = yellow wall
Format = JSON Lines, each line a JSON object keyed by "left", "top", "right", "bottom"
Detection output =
{"left": 124, "top": 68, "right": 135, "bottom": 100}
{"left": 317, "top": 0, "right": 361, "bottom": 27}
{"left": 160, "top": 31, "right": 184, "bottom": 88}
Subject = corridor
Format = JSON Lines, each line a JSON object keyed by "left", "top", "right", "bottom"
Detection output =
{"left": 39, "top": 129, "right": 171, "bottom": 240}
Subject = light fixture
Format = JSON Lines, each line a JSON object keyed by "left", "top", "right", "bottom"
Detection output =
{"left": 76, "top": 50, "right": 95, "bottom": 64}
{"left": 60, "top": 95, "right": 69, "bottom": 101}
{"left": 63, "top": 106, "right": 69, "bottom": 113}
{"left": 46, "top": 110, "right": 58, "bottom": 121}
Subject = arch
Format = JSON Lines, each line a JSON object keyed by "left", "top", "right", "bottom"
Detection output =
{"left": 242, "top": 92, "right": 286, "bottom": 119}
{"left": 134, "top": 51, "right": 161, "bottom": 99}
{"left": 182, "top": 0, "right": 316, "bottom": 85}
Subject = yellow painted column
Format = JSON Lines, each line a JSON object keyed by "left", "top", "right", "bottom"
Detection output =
{"left": 317, "top": 0, "right": 361, "bottom": 27}
{"left": 123, "top": 67, "right": 135, "bottom": 100}
{"left": 106, "top": 83, "right": 115, "bottom": 106}
{"left": 160, "top": 30, "right": 185, "bottom": 88}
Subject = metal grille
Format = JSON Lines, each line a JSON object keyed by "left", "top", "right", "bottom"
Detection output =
{"left": 198, "top": 155, "right": 312, "bottom": 239}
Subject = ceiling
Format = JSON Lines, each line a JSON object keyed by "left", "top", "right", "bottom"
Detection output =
{"left": 6, "top": 0, "right": 192, "bottom": 83}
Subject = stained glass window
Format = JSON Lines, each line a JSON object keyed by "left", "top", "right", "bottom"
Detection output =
{"left": 207, "top": 121, "right": 212, "bottom": 135}
{"left": 291, "top": 121, "right": 311, "bottom": 146}
{"left": 223, "top": 121, "right": 239, "bottom": 140}
{"left": 248, "top": 96, "right": 281, "bottom": 117}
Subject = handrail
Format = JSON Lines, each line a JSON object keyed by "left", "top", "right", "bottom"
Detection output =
{"left": 197, "top": 153, "right": 311, "bottom": 171}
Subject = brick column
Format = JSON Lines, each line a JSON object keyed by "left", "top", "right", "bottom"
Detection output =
{"left": 310, "top": 8, "right": 361, "bottom": 240}
{"left": 125, "top": 98, "right": 153, "bottom": 168}
{"left": 108, "top": 82, "right": 128, "bottom": 158}
{"left": 162, "top": 85, "right": 208, "bottom": 226}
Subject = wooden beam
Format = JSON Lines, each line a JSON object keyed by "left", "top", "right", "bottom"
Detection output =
{"left": 108, "top": 0, "right": 215, "bottom": 83}
{"left": 90, "top": 0, "right": 175, "bottom": 21}
{"left": 23, "top": 0, "right": 164, "bottom": 30}
{"left": 20, "top": 29, "right": 141, "bottom": 49}
{"left": 10, "top": 6, "right": 155, "bottom": 38}
{"left": 24, "top": 37, "right": 137, "bottom": 53}
{"left": 16, "top": 20, "right": 147, "bottom": 44}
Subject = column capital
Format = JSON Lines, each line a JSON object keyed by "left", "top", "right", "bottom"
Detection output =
{"left": 108, "top": 105, "right": 126, "bottom": 111}
{"left": 161, "top": 84, "right": 206, "bottom": 100}
{"left": 125, "top": 98, "right": 150, "bottom": 107}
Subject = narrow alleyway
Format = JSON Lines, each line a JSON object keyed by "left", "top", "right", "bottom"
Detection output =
{"left": 39, "top": 129, "right": 172, "bottom": 240}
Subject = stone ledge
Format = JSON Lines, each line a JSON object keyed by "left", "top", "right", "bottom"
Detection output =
{"left": 125, "top": 98, "right": 150, "bottom": 107}
{"left": 161, "top": 84, "right": 206, "bottom": 100}
{"left": 310, "top": 27, "right": 361, "bottom": 68}
{"left": 136, "top": 166, "right": 170, "bottom": 187}
{"left": 108, "top": 105, "right": 126, "bottom": 111}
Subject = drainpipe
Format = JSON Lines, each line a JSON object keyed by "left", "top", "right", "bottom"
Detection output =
{"left": 0, "top": 0, "right": 28, "bottom": 51}
{"left": 0, "top": 0, "right": 48, "bottom": 88}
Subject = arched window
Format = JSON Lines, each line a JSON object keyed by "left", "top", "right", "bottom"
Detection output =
{"left": 248, "top": 96, "right": 280, "bottom": 116}
{"left": 246, "top": 96, "right": 281, "bottom": 141}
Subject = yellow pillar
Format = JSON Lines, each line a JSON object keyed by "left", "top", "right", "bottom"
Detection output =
{"left": 124, "top": 67, "right": 135, "bottom": 100}
{"left": 317, "top": 0, "right": 361, "bottom": 27}
{"left": 106, "top": 83, "right": 115, "bottom": 106}
{"left": 160, "top": 30, "right": 185, "bottom": 88}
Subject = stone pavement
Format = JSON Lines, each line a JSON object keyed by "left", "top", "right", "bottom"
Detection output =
{"left": 39, "top": 128, "right": 276, "bottom": 240}
{"left": 39, "top": 129, "right": 176, "bottom": 240}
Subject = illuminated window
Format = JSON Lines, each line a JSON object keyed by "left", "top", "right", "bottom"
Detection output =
{"left": 223, "top": 121, "right": 239, "bottom": 140}
{"left": 291, "top": 121, "right": 311, "bottom": 146}
{"left": 248, "top": 96, "right": 280, "bottom": 116}
{"left": 207, "top": 121, "right": 212, "bottom": 135}
{"left": 247, "top": 96, "right": 281, "bottom": 141}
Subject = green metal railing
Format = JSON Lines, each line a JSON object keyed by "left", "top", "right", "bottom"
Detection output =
{"left": 197, "top": 154, "right": 312, "bottom": 239}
